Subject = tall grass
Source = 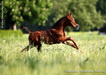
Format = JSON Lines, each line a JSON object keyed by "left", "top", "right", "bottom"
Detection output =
{"left": 0, "top": 30, "right": 23, "bottom": 38}
{"left": 0, "top": 31, "right": 106, "bottom": 75}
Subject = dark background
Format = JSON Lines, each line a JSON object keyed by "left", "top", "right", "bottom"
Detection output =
{"left": 0, "top": 0, "right": 106, "bottom": 33}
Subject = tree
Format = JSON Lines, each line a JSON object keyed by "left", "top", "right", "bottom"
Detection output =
{"left": 48, "top": 0, "right": 105, "bottom": 31}
{"left": 47, "top": 0, "right": 69, "bottom": 26}
{"left": 96, "top": 0, "right": 106, "bottom": 15}
{"left": 1, "top": 0, "right": 105, "bottom": 31}
{"left": 96, "top": 0, "right": 106, "bottom": 33}
{"left": 2, "top": 0, "right": 52, "bottom": 30}
{"left": 68, "top": 0, "right": 105, "bottom": 31}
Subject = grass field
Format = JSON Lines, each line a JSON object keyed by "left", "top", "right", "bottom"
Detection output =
{"left": 0, "top": 30, "right": 106, "bottom": 75}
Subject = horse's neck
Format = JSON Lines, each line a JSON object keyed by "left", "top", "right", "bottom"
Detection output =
{"left": 52, "top": 19, "right": 66, "bottom": 31}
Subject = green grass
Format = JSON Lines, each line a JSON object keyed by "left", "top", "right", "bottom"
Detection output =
{"left": 0, "top": 30, "right": 23, "bottom": 38}
{"left": 0, "top": 31, "right": 106, "bottom": 75}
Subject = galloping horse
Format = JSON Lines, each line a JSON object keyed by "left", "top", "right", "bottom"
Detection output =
{"left": 20, "top": 13, "right": 82, "bottom": 52}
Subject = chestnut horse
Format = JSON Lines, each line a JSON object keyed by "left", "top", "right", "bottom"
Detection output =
{"left": 21, "top": 13, "right": 82, "bottom": 52}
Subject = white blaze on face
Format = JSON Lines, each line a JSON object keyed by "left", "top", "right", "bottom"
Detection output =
{"left": 71, "top": 18, "right": 79, "bottom": 28}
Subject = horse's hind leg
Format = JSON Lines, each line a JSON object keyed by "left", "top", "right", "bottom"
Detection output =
{"left": 37, "top": 43, "right": 42, "bottom": 52}
{"left": 21, "top": 43, "right": 33, "bottom": 52}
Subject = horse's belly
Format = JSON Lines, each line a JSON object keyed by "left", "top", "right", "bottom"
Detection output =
{"left": 39, "top": 31, "right": 60, "bottom": 44}
{"left": 40, "top": 36, "right": 55, "bottom": 44}
{"left": 45, "top": 36, "right": 55, "bottom": 44}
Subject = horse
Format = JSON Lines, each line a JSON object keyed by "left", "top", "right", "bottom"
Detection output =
{"left": 20, "top": 13, "right": 82, "bottom": 52}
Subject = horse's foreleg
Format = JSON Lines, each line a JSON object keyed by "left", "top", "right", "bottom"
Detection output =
{"left": 58, "top": 37, "right": 79, "bottom": 49}
{"left": 68, "top": 37, "right": 82, "bottom": 52}
{"left": 59, "top": 37, "right": 82, "bottom": 52}
{"left": 68, "top": 37, "right": 79, "bottom": 49}
{"left": 64, "top": 41, "right": 82, "bottom": 53}
{"left": 64, "top": 41, "right": 77, "bottom": 49}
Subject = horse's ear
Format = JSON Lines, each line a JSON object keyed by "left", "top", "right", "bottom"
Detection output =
{"left": 66, "top": 11, "right": 72, "bottom": 19}
{"left": 66, "top": 12, "right": 70, "bottom": 16}
{"left": 66, "top": 13, "right": 70, "bottom": 19}
{"left": 66, "top": 11, "right": 72, "bottom": 16}
{"left": 70, "top": 13, "right": 72, "bottom": 15}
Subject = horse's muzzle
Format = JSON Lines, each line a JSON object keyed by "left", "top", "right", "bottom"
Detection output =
{"left": 76, "top": 25, "right": 80, "bottom": 30}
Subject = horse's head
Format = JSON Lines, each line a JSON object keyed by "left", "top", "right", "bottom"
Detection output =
{"left": 65, "top": 13, "right": 79, "bottom": 30}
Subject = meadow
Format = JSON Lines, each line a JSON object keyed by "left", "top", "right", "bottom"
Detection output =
{"left": 0, "top": 30, "right": 106, "bottom": 75}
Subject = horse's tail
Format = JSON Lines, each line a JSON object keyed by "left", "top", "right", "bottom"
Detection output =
{"left": 20, "top": 25, "right": 31, "bottom": 34}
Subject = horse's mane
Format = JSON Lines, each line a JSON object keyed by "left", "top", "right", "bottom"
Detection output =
{"left": 52, "top": 17, "right": 64, "bottom": 28}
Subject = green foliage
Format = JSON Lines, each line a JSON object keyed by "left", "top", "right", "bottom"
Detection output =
{"left": 1, "top": 0, "right": 106, "bottom": 31}
{"left": 3, "top": 0, "right": 52, "bottom": 27}
{"left": 96, "top": 0, "right": 106, "bottom": 30}
{"left": 68, "top": 0, "right": 105, "bottom": 31}
{"left": 48, "top": 0, "right": 105, "bottom": 31}
{"left": 0, "top": 32, "right": 106, "bottom": 75}
{"left": 47, "top": 0, "right": 69, "bottom": 26}
{"left": 96, "top": 0, "right": 106, "bottom": 15}
{"left": 4, "top": 0, "right": 23, "bottom": 26}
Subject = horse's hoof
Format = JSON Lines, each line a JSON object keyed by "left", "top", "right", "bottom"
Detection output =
{"left": 21, "top": 49, "right": 26, "bottom": 53}
{"left": 21, "top": 50, "right": 24, "bottom": 53}
{"left": 78, "top": 50, "right": 82, "bottom": 53}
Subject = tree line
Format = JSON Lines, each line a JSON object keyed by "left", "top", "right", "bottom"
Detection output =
{"left": 0, "top": 0, "right": 106, "bottom": 31}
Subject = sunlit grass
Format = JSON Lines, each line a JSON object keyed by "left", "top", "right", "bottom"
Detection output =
{"left": 0, "top": 31, "right": 106, "bottom": 75}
